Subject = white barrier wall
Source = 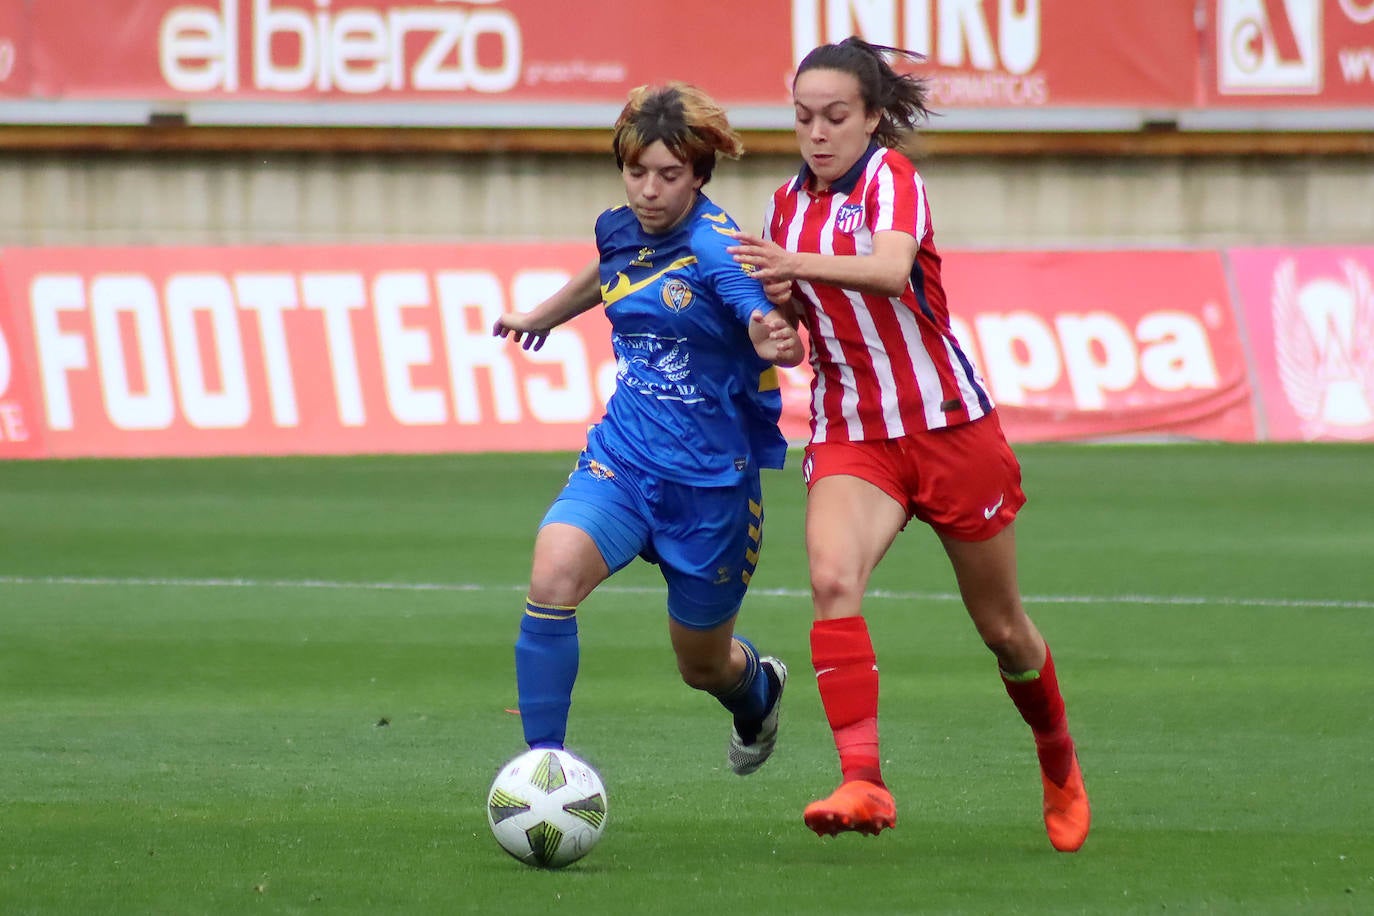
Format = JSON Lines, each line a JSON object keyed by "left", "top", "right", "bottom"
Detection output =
{"left": 3, "top": 150, "right": 1374, "bottom": 249}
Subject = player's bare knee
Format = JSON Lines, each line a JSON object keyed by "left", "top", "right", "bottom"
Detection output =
{"left": 973, "top": 616, "right": 1020, "bottom": 657}
{"left": 676, "top": 656, "right": 728, "bottom": 692}
{"left": 973, "top": 611, "right": 1042, "bottom": 670}
{"left": 809, "top": 565, "right": 865, "bottom": 613}
{"left": 527, "top": 529, "right": 605, "bottom": 606}
{"left": 526, "top": 562, "right": 593, "bottom": 609}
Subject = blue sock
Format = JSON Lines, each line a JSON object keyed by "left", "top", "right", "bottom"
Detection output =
{"left": 515, "top": 599, "right": 579, "bottom": 750}
{"left": 714, "top": 635, "right": 771, "bottom": 726}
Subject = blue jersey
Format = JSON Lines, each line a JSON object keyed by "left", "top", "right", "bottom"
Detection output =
{"left": 590, "top": 194, "right": 787, "bottom": 486}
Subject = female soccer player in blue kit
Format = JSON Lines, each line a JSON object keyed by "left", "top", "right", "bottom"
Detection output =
{"left": 492, "top": 83, "right": 804, "bottom": 776}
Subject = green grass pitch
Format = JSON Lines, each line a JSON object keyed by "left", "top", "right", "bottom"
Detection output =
{"left": 2, "top": 444, "right": 1372, "bottom": 914}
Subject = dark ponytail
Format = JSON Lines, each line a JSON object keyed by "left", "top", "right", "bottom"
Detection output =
{"left": 795, "top": 36, "right": 932, "bottom": 147}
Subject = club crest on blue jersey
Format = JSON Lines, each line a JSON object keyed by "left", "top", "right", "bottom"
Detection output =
{"left": 586, "top": 459, "right": 616, "bottom": 480}
{"left": 834, "top": 203, "right": 865, "bottom": 235}
{"left": 660, "top": 278, "right": 695, "bottom": 313}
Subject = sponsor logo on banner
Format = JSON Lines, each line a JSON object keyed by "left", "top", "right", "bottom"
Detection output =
{"left": 159, "top": 0, "right": 523, "bottom": 94}
{"left": 939, "top": 250, "right": 1255, "bottom": 442}
{"left": 1270, "top": 258, "right": 1374, "bottom": 439}
{"left": 792, "top": 0, "right": 1049, "bottom": 105}
{"left": 0, "top": 0, "right": 26, "bottom": 96}
{"left": 0, "top": 322, "right": 28, "bottom": 445}
{"left": 1334, "top": 0, "right": 1374, "bottom": 86}
{"left": 0, "top": 38, "right": 14, "bottom": 84}
{"left": 951, "top": 307, "right": 1227, "bottom": 411}
{"left": 0, "top": 300, "right": 40, "bottom": 455}
{"left": 1217, "top": 0, "right": 1323, "bottom": 94}
{"left": 1339, "top": 0, "right": 1374, "bottom": 25}
{"left": 0, "top": 245, "right": 643, "bottom": 457}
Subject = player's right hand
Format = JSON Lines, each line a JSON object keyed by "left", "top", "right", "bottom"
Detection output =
{"left": 492, "top": 313, "right": 551, "bottom": 351}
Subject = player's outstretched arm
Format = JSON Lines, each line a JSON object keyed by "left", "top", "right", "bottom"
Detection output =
{"left": 492, "top": 259, "right": 601, "bottom": 351}
{"left": 729, "top": 230, "right": 917, "bottom": 299}
{"left": 750, "top": 309, "right": 805, "bottom": 368}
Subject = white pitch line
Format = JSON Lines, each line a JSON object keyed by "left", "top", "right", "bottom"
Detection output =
{"left": 0, "top": 574, "right": 1371, "bottom": 610}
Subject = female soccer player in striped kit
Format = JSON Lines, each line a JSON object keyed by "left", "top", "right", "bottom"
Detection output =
{"left": 728, "top": 37, "right": 1090, "bottom": 851}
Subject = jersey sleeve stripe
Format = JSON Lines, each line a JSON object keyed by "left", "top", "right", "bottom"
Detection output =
{"left": 910, "top": 169, "right": 929, "bottom": 241}
{"left": 871, "top": 157, "right": 896, "bottom": 234}
{"left": 946, "top": 337, "right": 994, "bottom": 416}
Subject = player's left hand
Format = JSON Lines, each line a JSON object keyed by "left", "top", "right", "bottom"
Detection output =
{"left": 761, "top": 277, "right": 796, "bottom": 306}
{"left": 750, "top": 309, "right": 805, "bottom": 368}
{"left": 728, "top": 231, "right": 798, "bottom": 282}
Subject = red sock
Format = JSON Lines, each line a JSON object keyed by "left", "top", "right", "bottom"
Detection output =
{"left": 1001, "top": 643, "right": 1075, "bottom": 786}
{"left": 811, "top": 616, "right": 884, "bottom": 786}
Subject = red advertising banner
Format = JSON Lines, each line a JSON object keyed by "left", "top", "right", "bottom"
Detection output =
{"left": 1, "top": 243, "right": 1266, "bottom": 459}
{"left": 0, "top": 0, "right": 28, "bottom": 98}
{"left": 1205, "top": 0, "right": 1374, "bottom": 104}
{"left": 941, "top": 250, "right": 1257, "bottom": 443}
{"left": 12, "top": 1, "right": 1374, "bottom": 123}
{"left": 0, "top": 260, "right": 46, "bottom": 457}
{"left": 794, "top": 0, "right": 1198, "bottom": 108}
{"left": 1228, "top": 246, "right": 1374, "bottom": 441}
{"left": 11, "top": 0, "right": 1196, "bottom": 111}
{"left": 0, "top": 243, "right": 633, "bottom": 458}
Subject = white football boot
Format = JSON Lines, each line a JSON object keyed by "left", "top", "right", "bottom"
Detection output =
{"left": 728, "top": 656, "right": 787, "bottom": 776}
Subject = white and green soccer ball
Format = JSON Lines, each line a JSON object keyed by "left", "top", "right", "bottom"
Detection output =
{"left": 486, "top": 748, "right": 608, "bottom": 868}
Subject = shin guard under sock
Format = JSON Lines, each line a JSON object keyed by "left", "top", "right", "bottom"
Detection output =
{"left": 811, "top": 616, "right": 883, "bottom": 786}
{"left": 713, "top": 635, "right": 772, "bottom": 742}
{"left": 515, "top": 599, "right": 579, "bottom": 749}
{"left": 1001, "top": 643, "right": 1075, "bottom": 785}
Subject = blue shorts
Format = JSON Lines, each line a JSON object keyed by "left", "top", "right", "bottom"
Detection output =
{"left": 540, "top": 439, "right": 765, "bottom": 631}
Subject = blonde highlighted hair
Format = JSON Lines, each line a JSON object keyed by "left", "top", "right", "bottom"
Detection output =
{"left": 612, "top": 82, "right": 744, "bottom": 184}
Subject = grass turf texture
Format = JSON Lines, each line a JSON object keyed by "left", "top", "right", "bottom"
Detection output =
{"left": 2, "top": 444, "right": 1371, "bottom": 914}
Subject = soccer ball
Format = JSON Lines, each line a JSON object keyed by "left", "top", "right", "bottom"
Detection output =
{"left": 486, "top": 748, "right": 608, "bottom": 868}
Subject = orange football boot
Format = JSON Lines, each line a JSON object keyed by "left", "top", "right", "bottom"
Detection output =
{"left": 1042, "top": 754, "right": 1090, "bottom": 852}
{"left": 803, "top": 780, "right": 897, "bottom": 837}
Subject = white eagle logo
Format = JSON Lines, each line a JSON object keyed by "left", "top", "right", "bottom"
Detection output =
{"left": 1271, "top": 258, "right": 1374, "bottom": 439}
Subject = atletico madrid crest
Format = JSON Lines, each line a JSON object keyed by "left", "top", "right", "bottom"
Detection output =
{"left": 834, "top": 203, "right": 865, "bottom": 235}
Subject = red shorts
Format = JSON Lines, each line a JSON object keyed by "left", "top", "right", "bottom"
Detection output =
{"left": 801, "top": 411, "right": 1026, "bottom": 542}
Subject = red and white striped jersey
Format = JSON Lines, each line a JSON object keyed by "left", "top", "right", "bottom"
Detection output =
{"left": 765, "top": 144, "right": 992, "bottom": 443}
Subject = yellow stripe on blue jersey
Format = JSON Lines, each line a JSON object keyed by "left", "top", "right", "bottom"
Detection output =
{"left": 590, "top": 195, "right": 788, "bottom": 484}
{"left": 601, "top": 255, "right": 699, "bottom": 306}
